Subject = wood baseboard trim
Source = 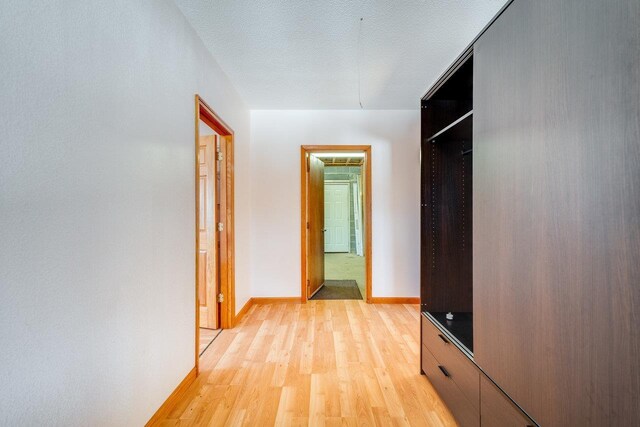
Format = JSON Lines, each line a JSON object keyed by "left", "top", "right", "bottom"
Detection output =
{"left": 252, "top": 297, "right": 301, "bottom": 304}
{"left": 234, "top": 298, "right": 254, "bottom": 325}
{"left": 370, "top": 297, "right": 420, "bottom": 304}
{"left": 235, "top": 297, "right": 300, "bottom": 325}
{"left": 145, "top": 366, "right": 197, "bottom": 426}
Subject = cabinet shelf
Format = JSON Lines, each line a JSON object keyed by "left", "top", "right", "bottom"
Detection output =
{"left": 424, "top": 311, "right": 474, "bottom": 356}
{"left": 427, "top": 110, "right": 473, "bottom": 143}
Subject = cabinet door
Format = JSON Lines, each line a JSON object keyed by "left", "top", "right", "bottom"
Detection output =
{"left": 473, "top": 0, "right": 640, "bottom": 426}
{"left": 422, "top": 346, "right": 479, "bottom": 427}
{"left": 480, "top": 376, "right": 532, "bottom": 427}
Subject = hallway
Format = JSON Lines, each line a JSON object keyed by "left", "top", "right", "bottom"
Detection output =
{"left": 154, "top": 301, "right": 455, "bottom": 426}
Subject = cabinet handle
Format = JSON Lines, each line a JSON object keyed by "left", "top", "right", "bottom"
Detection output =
{"left": 438, "top": 365, "right": 451, "bottom": 378}
{"left": 438, "top": 334, "right": 450, "bottom": 344}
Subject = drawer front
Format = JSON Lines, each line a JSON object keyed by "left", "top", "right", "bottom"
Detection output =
{"left": 480, "top": 375, "right": 535, "bottom": 427}
{"left": 422, "top": 345, "right": 480, "bottom": 427}
{"left": 422, "top": 315, "right": 480, "bottom": 408}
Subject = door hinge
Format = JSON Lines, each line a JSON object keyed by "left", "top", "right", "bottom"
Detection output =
{"left": 218, "top": 222, "right": 224, "bottom": 231}
{"left": 217, "top": 152, "right": 224, "bottom": 161}
{"left": 306, "top": 221, "right": 310, "bottom": 229}
{"left": 217, "top": 293, "right": 224, "bottom": 303}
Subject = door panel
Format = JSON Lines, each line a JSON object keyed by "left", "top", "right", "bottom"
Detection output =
{"left": 198, "top": 251, "right": 207, "bottom": 303}
{"left": 324, "top": 183, "right": 350, "bottom": 253}
{"left": 308, "top": 154, "right": 325, "bottom": 297}
{"left": 198, "top": 134, "right": 217, "bottom": 329}
{"left": 473, "top": 0, "right": 640, "bottom": 425}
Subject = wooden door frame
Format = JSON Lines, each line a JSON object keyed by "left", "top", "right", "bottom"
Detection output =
{"left": 195, "top": 95, "right": 235, "bottom": 374}
{"left": 300, "top": 145, "right": 372, "bottom": 303}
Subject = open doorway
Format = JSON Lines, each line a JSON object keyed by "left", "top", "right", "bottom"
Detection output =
{"left": 196, "top": 116, "right": 223, "bottom": 356}
{"left": 300, "top": 146, "right": 372, "bottom": 303}
{"left": 195, "top": 95, "right": 235, "bottom": 372}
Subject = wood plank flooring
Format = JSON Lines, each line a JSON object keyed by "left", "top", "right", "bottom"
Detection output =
{"left": 155, "top": 301, "right": 456, "bottom": 426}
{"left": 199, "top": 328, "right": 221, "bottom": 355}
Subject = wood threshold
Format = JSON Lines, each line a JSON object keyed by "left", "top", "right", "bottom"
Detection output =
{"left": 145, "top": 367, "right": 197, "bottom": 427}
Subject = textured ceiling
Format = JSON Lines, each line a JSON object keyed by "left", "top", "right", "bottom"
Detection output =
{"left": 174, "top": 0, "right": 509, "bottom": 109}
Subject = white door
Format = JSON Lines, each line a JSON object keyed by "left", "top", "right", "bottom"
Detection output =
{"left": 352, "top": 179, "right": 364, "bottom": 256}
{"left": 324, "top": 182, "right": 350, "bottom": 252}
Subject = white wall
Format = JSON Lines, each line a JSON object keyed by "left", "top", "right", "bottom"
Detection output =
{"left": 0, "top": 1, "right": 251, "bottom": 425}
{"left": 250, "top": 110, "right": 420, "bottom": 298}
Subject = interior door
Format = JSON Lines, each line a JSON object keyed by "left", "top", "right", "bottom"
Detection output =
{"left": 324, "top": 182, "right": 350, "bottom": 253}
{"left": 352, "top": 179, "right": 363, "bottom": 256}
{"left": 198, "top": 133, "right": 217, "bottom": 329}
{"left": 307, "top": 154, "right": 325, "bottom": 297}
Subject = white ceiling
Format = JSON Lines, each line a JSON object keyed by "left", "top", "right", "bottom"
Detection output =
{"left": 174, "top": 0, "right": 508, "bottom": 109}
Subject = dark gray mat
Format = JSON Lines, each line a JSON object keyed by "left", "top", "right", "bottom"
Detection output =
{"left": 310, "top": 280, "right": 363, "bottom": 300}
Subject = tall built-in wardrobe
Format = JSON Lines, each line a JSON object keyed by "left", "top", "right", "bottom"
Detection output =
{"left": 419, "top": 0, "right": 640, "bottom": 425}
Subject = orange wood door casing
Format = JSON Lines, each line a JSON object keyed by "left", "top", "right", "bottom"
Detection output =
{"left": 216, "top": 135, "right": 228, "bottom": 325}
{"left": 308, "top": 154, "right": 325, "bottom": 297}
{"left": 198, "top": 134, "right": 218, "bottom": 328}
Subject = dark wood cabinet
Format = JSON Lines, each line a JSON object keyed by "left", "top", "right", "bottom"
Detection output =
{"left": 421, "top": 335, "right": 479, "bottom": 427}
{"left": 422, "top": 316, "right": 479, "bottom": 409}
{"left": 420, "top": 0, "right": 640, "bottom": 425}
{"left": 473, "top": 0, "right": 640, "bottom": 425}
{"left": 480, "top": 376, "right": 534, "bottom": 427}
{"left": 421, "top": 313, "right": 534, "bottom": 427}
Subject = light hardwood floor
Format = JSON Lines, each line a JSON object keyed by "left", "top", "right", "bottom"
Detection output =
{"left": 199, "top": 328, "right": 221, "bottom": 355}
{"left": 155, "top": 301, "right": 456, "bottom": 426}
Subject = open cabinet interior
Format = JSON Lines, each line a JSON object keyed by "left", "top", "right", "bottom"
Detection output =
{"left": 421, "top": 54, "right": 473, "bottom": 353}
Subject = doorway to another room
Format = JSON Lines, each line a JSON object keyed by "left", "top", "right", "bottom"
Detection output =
{"left": 300, "top": 146, "right": 371, "bottom": 303}
{"left": 197, "top": 114, "right": 221, "bottom": 356}
{"left": 195, "top": 96, "right": 235, "bottom": 371}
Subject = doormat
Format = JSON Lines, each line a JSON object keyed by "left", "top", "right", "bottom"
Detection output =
{"left": 310, "top": 280, "right": 363, "bottom": 300}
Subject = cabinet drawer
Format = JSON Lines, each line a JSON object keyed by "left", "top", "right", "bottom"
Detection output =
{"left": 480, "top": 375, "right": 535, "bottom": 427}
{"left": 422, "top": 345, "right": 479, "bottom": 427}
{"left": 422, "top": 315, "right": 479, "bottom": 409}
